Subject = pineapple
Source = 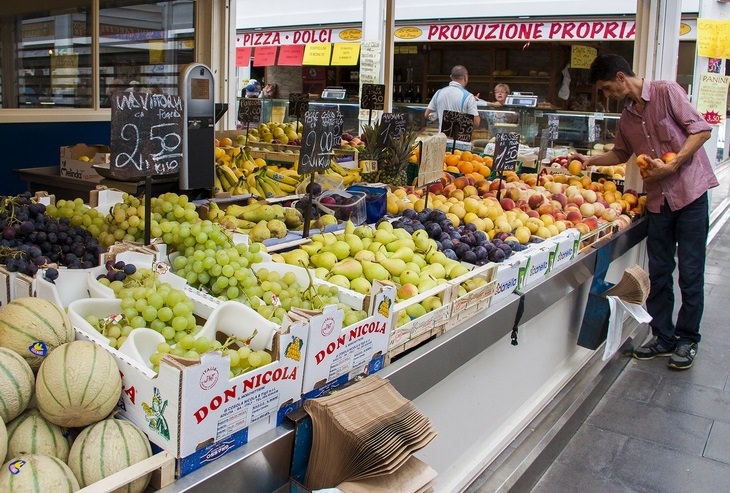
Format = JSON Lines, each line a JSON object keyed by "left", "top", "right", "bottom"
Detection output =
{"left": 379, "top": 128, "right": 419, "bottom": 186}
{"left": 359, "top": 121, "right": 382, "bottom": 182}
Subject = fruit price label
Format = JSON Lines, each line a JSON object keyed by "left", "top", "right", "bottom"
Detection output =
{"left": 238, "top": 98, "right": 262, "bottom": 124}
{"left": 376, "top": 112, "right": 407, "bottom": 148}
{"left": 441, "top": 110, "right": 474, "bottom": 142}
{"left": 547, "top": 114, "right": 559, "bottom": 140}
{"left": 110, "top": 91, "right": 184, "bottom": 180}
{"left": 493, "top": 132, "right": 520, "bottom": 172}
{"left": 299, "top": 108, "right": 343, "bottom": 173}
{"left": 289, "top": 93, "right": 309, "bottom": 119}
{"left": 361, "top": 83, "right": 385, "bottom": 110}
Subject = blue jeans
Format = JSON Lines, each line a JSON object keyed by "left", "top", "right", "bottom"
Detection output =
{"left": 646, "top": 192, "right": 709, "bottom": 347}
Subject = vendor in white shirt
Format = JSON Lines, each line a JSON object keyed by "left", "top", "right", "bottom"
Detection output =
{"left": 424, "top": 65, "right": 481, "bottom": 131}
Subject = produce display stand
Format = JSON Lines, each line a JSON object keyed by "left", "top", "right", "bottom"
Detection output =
{"left": 151, "top": 219, "right": 648, "bottom": 493}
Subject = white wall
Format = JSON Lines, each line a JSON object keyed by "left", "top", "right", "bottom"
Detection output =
{"left": 237, "top": 0, "right": 700, "bottom": 29}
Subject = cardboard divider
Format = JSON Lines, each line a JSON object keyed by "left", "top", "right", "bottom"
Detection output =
{"left": 445, "top": 262, "right": 499, "bottom": 331}
{"left": 388, "top": 282, "right": 452, "bottom": 351}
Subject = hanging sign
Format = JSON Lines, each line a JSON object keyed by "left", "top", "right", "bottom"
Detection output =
{"left": 289, "top": 93, "right": 310, "bottom": 119}
{"left": 697, "top": 73, "right": 730, "bottom": 125}
{"left": 571, "top": 45, "right": 597, "bottom": 69}
{"left": 331, "top": 43, "right": 361, "bottom": 66}
{"left": 441, "top": 110, "right": 474, "bottom": 143}
{"left": 417, "top": 133, "right": 447, "bottom": 188}
{"left": 298, "top": 108, "right": 343, "bottom": 173}
{"left": 303, "top": 43, "right": 332, "bottom": 65}
{"left": 493, "top": 132, "right": 520, "bottom": 172}
{"left": 235, "top": 47, "right": 252, "bottom": 67}
{"left": 110, "top": 91, "right": 184, "bottom": 180}
{"left": 547, "top": 114, "right": 560, "bottom": 140}
{"left": 278, "top": 44, "right": 305, "bottom": 66}
{"left": 361, "top": 84, "right": 385, "bottom": 111}
{"left": 253, "top": 46, "right": 278, "bottom": 67}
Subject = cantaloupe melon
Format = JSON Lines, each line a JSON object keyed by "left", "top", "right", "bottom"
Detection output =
{"left": 6, "top": 408, "right": 71, "bottom": 463}
{"left": 0, "top": 419, "right": 6, "bottom": 465}
{"left": 0, "top": 297, "right": 73, "bottom": 370}
{"left": 0, "top": 453, "right": 79, "bottom": 492}
{"left": 0, "top": 346, "right": 35, "bottom": 423}
{"left": 35, "top": 340, "right": 121, "bottom": 428}
{"left": 68, "top": 417, "right": 152, "bottom": 493}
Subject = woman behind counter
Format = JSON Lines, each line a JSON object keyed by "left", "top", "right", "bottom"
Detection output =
{"left": 485, "top": 83, "right": 510, "bottom": 107}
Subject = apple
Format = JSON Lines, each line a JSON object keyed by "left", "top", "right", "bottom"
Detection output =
{"left": 661, "top": 151, "right": 677, "bottom": 163}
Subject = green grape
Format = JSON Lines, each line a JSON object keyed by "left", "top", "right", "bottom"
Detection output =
{"left": 142, "top": 306, "right": 158, "bottom": 322}
{"left": 178, "top": 334, "right": 195, "bottom": 350}
{"left": 172, "top": 316, "right": 188, "bottom": 332}
{"left": 161, "top": 326, "right": 176, "bottom": 341}
{"left": 184, "top": 350, "right": 199, "bottom": 359}
{"left": 194, "top": 338, "right": 211, "bottom": 353}
{"left": 130, "top": 316, "right": 147, "bottom": 328}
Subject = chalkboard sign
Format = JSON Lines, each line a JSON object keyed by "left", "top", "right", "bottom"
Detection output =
{"left": 442, "top": 110, "right": 474, "bottom": 142}
{"left": 239, "top": 98, "right": 261, "bottom": 123}
{"left": 538, "top": 128, "right": 550, "bottom": 161}
{"left": 110, "top": 91, "right": 184, "bottom": 180}
{"left": 376, "top": 112, "right": 407, "bottom": 148}
{"left": 547, "top": 114, "right": 559, "bottom": 140}
{"left": 493, "top": 132, "right": 520, "bottom": 172}
{"left": 289, "top": 93, "right": 309, "bottom": 119}
{"left": 361, "top": 83, "right": 385, "bottom": 110}
{"left": 298, "top": 108, "right": 343, "bottom": 173}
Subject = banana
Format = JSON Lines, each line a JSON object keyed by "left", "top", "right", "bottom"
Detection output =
{"left": 213, "top": 173, "right": 223, "bottom": 195}
{"left": 217, "top": 165, "right": 239, "bottom": 190}
{"left": 264, "top": 169, "right": 300, "bottom": 187}
{"left": 215, "top": 167, "right": 234, "bottom": 191}
{"left": 257, "top": 176, "right": 278, "bottom": 198}
{"left": 246, "top": 173, "right": 259, "bottom": 190}
{"left": 262, "top": 174, "right": 294, "bottom": 195}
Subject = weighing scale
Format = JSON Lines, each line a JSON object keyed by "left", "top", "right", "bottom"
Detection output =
{"left": 505, "top": 92, "right": 539, "bottom": 108}
{"left": 321, "top": 87, "right": 348, "bottom": 100}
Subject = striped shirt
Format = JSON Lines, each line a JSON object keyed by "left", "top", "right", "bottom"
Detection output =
{"left": 612, "top": 80, "right": 718, "bottom": 213}
{"left": 427, "top": 81, "right": 479, "bottom": 132}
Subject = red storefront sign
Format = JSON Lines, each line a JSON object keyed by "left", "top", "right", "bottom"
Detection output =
{"left": 253, "top": 46, "right": 278, "bottom": 66}
{"left": 278, "top": 45, "right": 305, "bottom": 66}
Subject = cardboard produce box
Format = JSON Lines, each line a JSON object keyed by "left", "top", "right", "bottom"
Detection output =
{"left": 544, "top": 229, "right": 581, "bottom": 271}
{"left": 60, "top": 143, "right": 110, "bottom": 182}
{"left": 445, "top": 262, "right": 499, "bottom": 331}
{"left": 299, "top": 281, "right": 395, "bottom": 401}
{"left": 517, "top": 245, "right": 553, "bottom": 291}
{"left": 491, "top": 253, "right": 529, "bottom": 305}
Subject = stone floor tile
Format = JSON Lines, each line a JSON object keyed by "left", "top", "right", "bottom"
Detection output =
{"left": 705, "top": 420, "right": 730, "bottom": 465}
{"left": 531, "top": 461, "right": 639, "bottom": 493}
{"left": 606, "top": 366, "right": 662, "bottom": 403}
{"left": 652, "top": 379, "right": 730, "bottom": 421}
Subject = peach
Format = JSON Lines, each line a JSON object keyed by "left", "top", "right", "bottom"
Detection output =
{"left": 568, "top": 194, "right": 585, "bottom": 206}
{"left": 566, "top": 210, "right": 583, "bottom": 223}
{"left": 601, "top": 208, "right": 619, "bottom": 222}
{"left": 526, "top": 209, "right": 540, "bottom": 218}
{"left": 565, "top": 185, "right": 582, "bottom": 198}
{"left": 592, "top": 202, "right": 606, "bottom": 216}
{"left": 550, "top": 193, "right": 568, "bottom": 209}
{"left": 499, "top": 197, "right": 516, "bottom": 211}
{"left": 537, "top": 203, "right": 555, "bottom": 216}
{"left": 540, "top": 213, "right": 555, "bottom": 226}
{"left": 582, "top": 216, "right": 599, "bottom": 230}
{"left": 579, "top": 202, "right": 596, "bottom": 218}
{"left": 528, "top": 193, "right": 546, "bottom": 209}
{"left": 453, "top": 176, "right": 469, "bottom": 189}
{"left": 581, "top": 189, "right": 598, "bottom": 204}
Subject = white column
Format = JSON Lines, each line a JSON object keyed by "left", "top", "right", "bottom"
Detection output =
{"left": 360, "top": 0, "right": 394, "bottom": 125}
{"left": 633, "top": 0, "right": 681, "bottom": 81}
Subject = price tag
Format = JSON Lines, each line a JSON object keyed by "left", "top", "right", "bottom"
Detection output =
{"left": 298, "top": 108, "right": 343, "bottom": 174}
{"left": 547, "top": 114, "right": 560, "bottom": 140}
{"left": 110, "top": 91, "right": 184, "bottom": 180}
{"left": 376, "top": 112, "right": 407, "bottom": 148}
{"left": 289, "top": 93, "right": 309, "bottom": 119}
{"left": 238, "top": 98, "right": 261, "bottom": 123}
{"left": 361, "top": 83, "right": 385, "bottom": 110}
{"left": 538, "top": 128, "right": 550, "bottom": 162}
{"left": 442, "top": 110, "right": 474, "bottom": 142}
{"left": 417, "top": 134, "right": 447, "bottom": 187}
{"left": 493, "top": 132, "right": 520, "bottom": 172}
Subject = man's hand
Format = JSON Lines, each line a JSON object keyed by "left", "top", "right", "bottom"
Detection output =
{"left": 643, "top": 156, "right": 675, "bottom": 181}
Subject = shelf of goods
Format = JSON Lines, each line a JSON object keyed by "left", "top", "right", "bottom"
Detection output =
{"left": 150, "top": 218, "right": 648, "bottom": 493}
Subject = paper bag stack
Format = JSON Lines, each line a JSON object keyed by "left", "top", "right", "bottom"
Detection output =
{"left": 303, "top": 375, "right": 437, "bottom": 491}
{"left": 602, "top": 265, "right": 650, "bottom": 305}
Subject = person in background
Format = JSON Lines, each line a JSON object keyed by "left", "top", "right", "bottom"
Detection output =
{"left": 485, "top": 83, "right": 510, "bottom": 107}
{"left": 573, "top": 54, "right": 718, "bottom": 370}
{"left": 244, "top": 79, "right": 261, "bottom": 98}
{"left": 424, "top": 65, "right": 480, "bottom": 131}
{"left": 259, "top": 82, "right": 278, "bottom": 99}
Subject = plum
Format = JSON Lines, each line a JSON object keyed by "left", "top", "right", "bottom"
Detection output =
{"left": 443, "top": 249, "right": 458, "bottom": 260}
{"left": 489, "top": 248, "right": 507, "bottom": 263}
{"left": 463, "top": 250, "right": 477, "bottom": 264}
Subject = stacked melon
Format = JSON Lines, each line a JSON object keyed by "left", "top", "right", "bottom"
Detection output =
{"left": 0, "top": 297, "right": 154, "bottom": 493}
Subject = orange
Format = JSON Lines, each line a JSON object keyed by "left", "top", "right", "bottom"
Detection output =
{"left": 445, "top": 154, "right": 460, "bottom": 167}
{"left": 220, "top": 137, "right": 233, "bottom": 147}
{"left": 461, "top": 151, "right": 474, "bottom": 161}
{"left": 458, "top": 161, "right": 474, "bottom": 174}
{"left": 482, "top": 156, "right": 494, "bottom": 168}
{"left": 478, "top": 165, "right": 491, "bottom": 177}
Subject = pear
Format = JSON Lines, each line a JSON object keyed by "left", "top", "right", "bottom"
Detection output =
{"left": 406, "top": 303, "right": 427, "bottom": 318}
{"left": 354, "top": 225, "right": 374, "bottom": 239}
{"left": 405, "top": 262, "right": 421, "bottom": 273}
{"left": 374, "top": 229, "right": 397, "bottom": 244}
{"left": 396, "top": 283, "right": 419, "bottom": 300}
{"left": 318, "top": 214, "right": 338, "bottom": 229}
{"left": 422, "top": 296, "right": 443, "bottom": 312}
{"left": 281, "top": 249, "right": 309, "bottom": 267}
{"left": 418, "top": 276, "right": 438, "bottom": 293}
{"left": 361, "top": 237, "right": 373, "bottom": 250}
{"left": 362, "top": 260, "right": 390, "bottom": 282}
{"left": 368, "top": 241, "right": 384, "bottom": 253}
{"left": 311, "top": 251, "right": 338, "bottom": 270}
{"left": 396, "top": 310, "right": 411, "bottom": 327}
{"left": 386, "top": 238, "right": 416, "bottom": 253}
{"left": 422, "top": 263, "right": 446, "bottom": 280}
{"left": 413, "top": 231, "right": 431, "bottom": 252}
{"left": 377, "top": 221, "right": 394, "bottom": 232}
{"left": 344, "top": 234, "right": 364, "bottom": 254}
{"left": 311, "top": 233, "right": 326, "bottom": 243}
{"left": 301, "top": 242, "right": 323, "bottom": 256}
{"left": 447, "top": 263, "right": 470, "bottom": 279}
{"left": 350, "top": 277, "right": 372, "bottom": 295}
{"left": 381, "top": 257, "right": 407, "bottom": 277}
{"left": 322, "top": 233, "right": 338, "bottom": 245}
{"left": 410, "top": 255, "right": 427, "bottom": 269}
{"left": 458, "top": 285, "right": 468, "bottom": 297}
{"left": 249, "top": 220, "right": 271, "bottom": 243}
{"left": 331, "top": 258, "right": 363, "bottom": 281}
{"left": 374, "top": 251, "right": 389, "bottom": 264}
{"left": 400, "top": 269, "right": 420, "bottom": 285}
{"left": 344, "top": 310, "right": 362, "bottom": 327}
{"left": 324, "top": 240, "right": 351, "bottom": 261}
{"left": 390, "top": 246, "right": 414, "bottom": 262}
{"left": 354, "top": 250, "right": 376, "bottom": 262}
{"left": 314, "top": 267, "right": 329, "bottom": 279}
{"left": 328, "top": 274, "right": 351, "bottom": 289}
{"left": 267, "top": 219, "right": 287, "bottom": 239}
{"left": 344, "top": 219, "right": 356, "bottom": 235}
{"left": 393, "top": 228, "right": 411, "bottom": 240}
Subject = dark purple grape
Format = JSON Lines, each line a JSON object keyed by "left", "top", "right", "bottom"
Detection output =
{"left": 123, "top": 264, "right": 136, "bottom": 275}
{"left": 27, "top": 263, "right": 38, "bottom": 276}
{"left": 105, "top": 260, "right": 115, "bottom": 271}
{"left": 2, "top": 227, "right": 15, "bottom": 241}
{"left": 114, "top": 271, "right": 127, "bottom": 282}
{"left": 114, "top": 261, "right": 126, "bottom": 270}
{"left": 45, "top": 267, "right": 59, "bottom": 281}
{"left": 106, "top": 272, "right": 117, "bottom": 281}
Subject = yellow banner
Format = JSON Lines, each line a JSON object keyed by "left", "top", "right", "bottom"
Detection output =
{"left": 303, "top": 43, "right": 332, "bottom": 65}
{"left": 697, "top": 18, "right": 730, "bottom": 59}
{"left": 697, "top": 73, "right": 730, "bottom": 126}
{"left": 570, "top": 45, "right": 597, "bottom": 69}
{"left": 331, "top": 43, "right": 361, "bottom": 66}
{"left": 148, "top": 40, "right": 165, "bottom": 64}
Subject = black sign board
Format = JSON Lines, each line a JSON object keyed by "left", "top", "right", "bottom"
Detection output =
{"left": 238, "top": 98, "right": 261, "bottom": 123}
{"left": 547, "top": 114, "right": 559, "bottom": 140}
{"left": 289, "top": 93, "right": 309, "bottom": 119}
{"left": 376, "top": 112, "right": 407, "bottom": 148}
{"left": 493, "top": 132, "right": 520, "bottom": 172}
{"left": 361, "top": 83, "right": 385, "bottom": 110}
{"left": 298, "top": 108, "right": 343, "bottom": 173}
{"left": 441, "top": 110, "right": 474, "bottom": 142}
{"left": 110, "top": 91, "right": 184, "bottom": 180}
{"left": 538, "top": 128, "right": 550, "bottom": 161}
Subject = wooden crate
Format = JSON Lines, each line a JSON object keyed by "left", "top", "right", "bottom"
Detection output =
{"left": 385, "top": 325, "right": 444, "bottom": 365}
{"left": 77, "top": 450, "right": 175, "bottom": 492}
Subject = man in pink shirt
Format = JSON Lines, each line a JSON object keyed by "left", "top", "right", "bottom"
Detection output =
{"left": 575, "top": 54, "right": 718, "bottom": 370}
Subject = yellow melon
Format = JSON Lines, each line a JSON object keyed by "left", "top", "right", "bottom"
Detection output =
{"left": 0, "top": 454, "right": 79, "bottom": 492}
{"left": 6, "top": 408, "right": 71, "bottom": 462}
{"left": 0, "top": 346, "right": 35, "bottom": 423}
